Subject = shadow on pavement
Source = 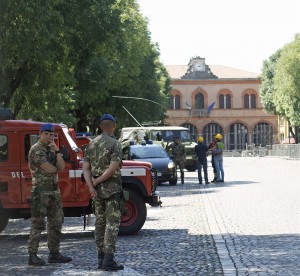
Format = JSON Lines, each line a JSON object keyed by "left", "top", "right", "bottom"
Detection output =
{"left": 207, "top": 180, "right": 259, "bottom": 189}
{"left": 158, "top": 178, "right": 258, "bottom": 198}
{"left": 0, "top": 228, "right": 298, "bottom": 275}
{"left": 0, "top": 228, "right": 223, "bottom": 275}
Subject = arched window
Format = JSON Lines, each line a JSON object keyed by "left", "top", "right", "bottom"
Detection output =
{"left": 219, "top": 94, "right": 224, "bottom": 109}
{"left": 253, "top": 122, "right": 273, "bottom": 146}
{"left": 202, "top": 123, "right": 224, "bottom": 145}
{"left": 228, "top": 123, "right": 248, "bottom": 151}
{"left": 244, "top": 93, "right": 256, "bottom": 109}
{"left": 226, "top": 95, "right": 232, "bottom": 108}
{"left": 219, "top": 94, "right": 231, "bottom": 109}
{"left": 251, "top": 94, "right": 256, "bottom": 108}
{"left": 169, "top": 95, "right": 181, "bottom": 109}
{"left": 244, "top": 94, "right": 250, "bottom": 108}
{"left": 195, "top": 93, "right": 204, "bottom": 109}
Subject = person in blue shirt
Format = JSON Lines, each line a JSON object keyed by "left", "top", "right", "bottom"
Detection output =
{"left": 212, "top": 134, "right": 225, "bottom": 183}
{"left": 194, "top": 136, "right": 209, "bottom": 184}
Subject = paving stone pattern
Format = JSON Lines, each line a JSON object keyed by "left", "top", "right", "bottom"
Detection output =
{"left": 0, "top": 157, "right": 299, "bottom": 276}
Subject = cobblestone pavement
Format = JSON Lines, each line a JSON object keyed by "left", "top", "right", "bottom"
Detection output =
{"left": 200, "top": 157, "right": 300, "bottom": 276}
{"left": 0, "top": 157, "right": 299, "bottom": 275}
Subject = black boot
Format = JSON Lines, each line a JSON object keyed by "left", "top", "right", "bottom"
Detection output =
{"left": 211, "top": 177, "right": 217, "bottom": 183}
{"left": 48, "top": 252, "right": 72, "bottom": 263}
{"left": 98, "top": 252, "right": 105, "bottom": 269}
{"left": 101, "top": 253, "right": 124, "bottom": 271}
{"left": 181, "top": 173, "right": 184, "bottom": 184}
{"left": 28, "top": 253, "right": 46, "bottom": 266}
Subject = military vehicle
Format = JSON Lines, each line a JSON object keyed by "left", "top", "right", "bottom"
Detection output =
{"left": 119, "top": 126, "right": 198, "bottom": 171}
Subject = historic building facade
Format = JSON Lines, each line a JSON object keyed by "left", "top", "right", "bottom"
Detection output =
{"left": 165, "top": 57, "right": 278, "bottom": 150}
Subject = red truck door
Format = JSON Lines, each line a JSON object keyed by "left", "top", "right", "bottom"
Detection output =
{"left": 0, "top": 131, "right": 22, "bottom": 206}
{"left": 20, "top": 132, "right": 39, "bottom": 204}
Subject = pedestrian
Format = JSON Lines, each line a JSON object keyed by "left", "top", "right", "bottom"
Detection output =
{"left": 194, "top": 136, "right": 209, "bottom": 185}
{"left": 82, "top": 114, "right": 124, "bottom": 271}
{"left": 208, "top": 134, "right": 217, "bottom": 183}
{"left": 28, "top": 123, "right": 72, "bottom": 266}
{"left": 212, "top": 134, "right": 225, "bottom": 183}
{"left": 168, "top": 136, "right": 186, "bottom": 184}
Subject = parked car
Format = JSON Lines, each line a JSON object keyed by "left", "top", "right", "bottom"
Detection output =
{"left": 124, "top": 142, "right": 177, "bottom": 185}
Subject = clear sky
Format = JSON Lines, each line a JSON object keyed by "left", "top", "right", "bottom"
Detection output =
{"left": 138, "top": 0, "right": 300, "bottom": 73}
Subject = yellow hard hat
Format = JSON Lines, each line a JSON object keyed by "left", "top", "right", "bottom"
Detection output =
{"left": 197, "top": 136, "right": 204, "bottom": 142}
{"left": 216, "top": 134, "right": 222, "bottom": 139}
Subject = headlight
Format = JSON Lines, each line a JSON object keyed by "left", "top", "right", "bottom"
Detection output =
{"left": 168, "top": 162, "right": 175, "bottom": 169}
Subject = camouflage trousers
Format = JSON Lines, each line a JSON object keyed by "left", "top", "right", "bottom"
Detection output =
{"left": 94, "top": 194, "right": 121, "bottom": 254}
{"left": 174, "top": 159, "right": 185, "bottom": 175}
{"left": 28, "top": 191, "right": 63, "bottom": 254}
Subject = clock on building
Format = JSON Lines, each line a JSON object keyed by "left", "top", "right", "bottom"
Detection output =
{"left": 193, "top": 61, "right": 205, "bottom": 71}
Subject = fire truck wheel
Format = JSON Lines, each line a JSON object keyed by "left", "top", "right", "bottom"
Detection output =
{"left": 119, "top": 190, "right": 147, "bottom": 235}
{"left": 0, "top": 207, "right": 9, "bottom": 233}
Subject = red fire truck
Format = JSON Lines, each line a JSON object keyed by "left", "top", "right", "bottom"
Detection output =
{"left": 0, "top": 118, "right": 160, "bottom": 235}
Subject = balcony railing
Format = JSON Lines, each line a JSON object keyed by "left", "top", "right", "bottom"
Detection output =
{"left": 190, "top": 109, "right": 210, "bottom": 117}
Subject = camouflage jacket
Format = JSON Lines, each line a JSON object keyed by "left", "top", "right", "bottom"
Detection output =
{"left": 84, "top": 133, "right": 123, "bottom": 199}
{"left": 168, "top": 142, "right": 186, "bottom": 161}
{"left": 28, "top": 141, "right": 58, "bottom": 192}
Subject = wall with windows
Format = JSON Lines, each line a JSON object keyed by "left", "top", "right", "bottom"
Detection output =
{"left": 165, "top": 79, "right": 278, "bottom": 149}
{"left": 169, "top": 90, "right": 182, "bottom": 110}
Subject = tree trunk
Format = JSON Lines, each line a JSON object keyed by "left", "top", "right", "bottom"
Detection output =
{"left": 295, "top": 126, "right": 299, "bottom": 144}
{"left": 2, "top": 61, "right": 29, "bottom": 110}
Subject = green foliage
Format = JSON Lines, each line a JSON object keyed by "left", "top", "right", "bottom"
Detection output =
{"left": 0, "top": 0, "right": 171, "bottom": 132}
{"left": 273, "top": 34, "right": 300, "bottom": 127}
{"left": 260, "top": 34, "right": 300, "bottom": 143}
{"left": 260, "top": 49, "right": 282, "bottom": 115}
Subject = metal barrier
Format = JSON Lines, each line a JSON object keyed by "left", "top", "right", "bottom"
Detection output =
{"left": 221, "top": 144, "right": 299, "bottom": 159}
{"left": 269, "top": 144, "right": 300, "bottom": 159}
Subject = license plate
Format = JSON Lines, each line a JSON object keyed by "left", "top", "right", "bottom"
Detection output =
{"left": 157, "top": 172, "right": 162, "bottom": 176}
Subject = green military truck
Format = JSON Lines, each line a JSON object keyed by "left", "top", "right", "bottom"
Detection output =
{"left": 119, "top": 126, "right": 198, "bottom": 171}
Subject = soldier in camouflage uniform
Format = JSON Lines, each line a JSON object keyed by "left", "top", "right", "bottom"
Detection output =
{"left": 28, "top": 123, "right": 72, "bottom": 266}
{"left": 83, "top": 114, "right": 124, "bottom": 271}
{"left": 168, "top": 136, "right": 186, "bottom": 184}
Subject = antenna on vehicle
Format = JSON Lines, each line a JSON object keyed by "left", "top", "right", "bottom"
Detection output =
{"left": 112, "top": 95, "right": 177, "bottom": 126}
{"left": 122, "top": 106, "right": 149, "bottom": 141}
{"left": 122, "top": 106, "right": 143, "bottom": 128}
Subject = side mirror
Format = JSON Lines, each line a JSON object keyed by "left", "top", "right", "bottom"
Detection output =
{"left": 60, "top": 147, "right": 70, "bottom": 161}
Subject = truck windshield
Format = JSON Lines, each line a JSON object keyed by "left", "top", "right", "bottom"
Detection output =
{"left": 151, "top": 130, "right": 192, "bottom": 142}
{"left": 63, "top": 127, "right": 79, "bottom": 150}
{"left": 130, "top": 146, "right": 168, "bottom": 159}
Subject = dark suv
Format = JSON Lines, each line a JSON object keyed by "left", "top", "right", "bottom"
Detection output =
{"left": 124, "top": 142, "right": 177, "bottom": 185}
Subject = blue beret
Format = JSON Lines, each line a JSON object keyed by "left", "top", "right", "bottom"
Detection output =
{"left": 40, "top": 123, "right": 55, "bottom": 132}
{"left": 100, "top": 114, "right": 116, "bottom": 123}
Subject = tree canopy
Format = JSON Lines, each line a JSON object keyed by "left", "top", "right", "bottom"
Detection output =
{"left": 260, "top": 34, "right": 300, "bottom": 143}
{"left": 0, "top": 0, "right": 170, "bottom": 132}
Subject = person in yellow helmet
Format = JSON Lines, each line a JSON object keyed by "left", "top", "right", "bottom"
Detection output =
{"left": 208, "top": 134, "right": 217, "bottom": 183}
{"left": 212, "top": 134, "right": 225, "bottom": 183}
{"left": 194, "top": 136, "right": 209, "bottom": 184}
